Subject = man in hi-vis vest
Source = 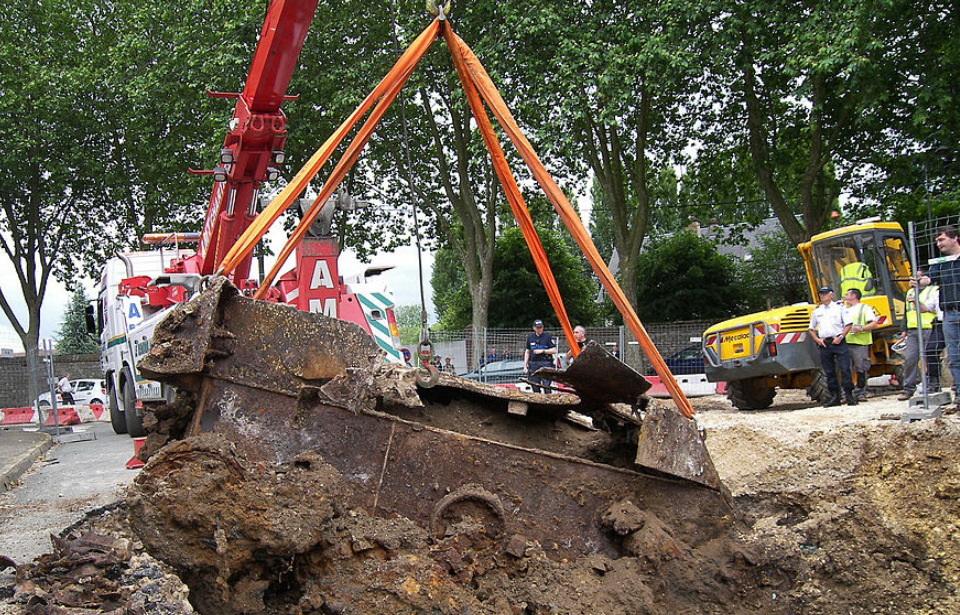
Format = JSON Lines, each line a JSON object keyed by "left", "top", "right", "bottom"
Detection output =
{"left": 843, "top": 289, "right": 878, "bottom": 400}
{"left": 900, "top": 269, "right": 941, "bottom": 400}
{"left": 839, "top": 261, "right": 877, "bottom": 298}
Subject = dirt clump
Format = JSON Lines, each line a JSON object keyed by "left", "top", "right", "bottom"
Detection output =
{"left": 118, "top": 431, "right": 761, "bottom": 615}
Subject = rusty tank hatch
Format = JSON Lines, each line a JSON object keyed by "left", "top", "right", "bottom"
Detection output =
{"left": 131, "top": 278, "right": 734, "bottom": 581}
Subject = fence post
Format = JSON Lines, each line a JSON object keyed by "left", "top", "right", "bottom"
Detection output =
{"left": 26, "top": 345, "right": 42, "bottom": 427}
{"left": 908, "top": 221, "right": 930, "bottom": 412}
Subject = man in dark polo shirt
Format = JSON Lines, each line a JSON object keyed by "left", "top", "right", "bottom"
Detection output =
{"left": 922, "top": 226, "right": 960, "bottom": 401}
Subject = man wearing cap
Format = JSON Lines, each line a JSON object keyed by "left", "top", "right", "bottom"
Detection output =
{"left": 809, "top": 286, "right": 857, "bottom": 406}
{"left": 524, "top": 319, "right": 557, "bottom": 393}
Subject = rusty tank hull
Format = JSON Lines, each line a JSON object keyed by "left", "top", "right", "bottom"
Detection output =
{"left": 136, "top": 278, "right": 733, "bottom": 563}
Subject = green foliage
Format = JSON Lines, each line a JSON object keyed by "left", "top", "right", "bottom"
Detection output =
{"left": 431, "top": 247, "right": 473, "bottom": 330}
{"left": 503, "top": 0, "right": 705, "bottom": 309}
{"left": 487, "top": 227, "right": 597, "bottom": 328}
{"left": 0, "top": 0, "right": 121, "bottom": 357}
{"left": 394, "top": 304, "right": 424, "bottom": 345}
{"left": 55, "top": 290, "right": 99, "bottom": 354}
{"left": 633, "top": 233, "right": 744, "bottom": 322}
{"left": 433, "top": 228, "right": 599, "bottom": 329}
{"left": 3, "top": 0, "right": 958, "bottom": 362}
{"left": 687, "top": 0, "right": 932, "bottom": 243}
{"left": 737, "top": 231, "right": 810, "bottom": 312}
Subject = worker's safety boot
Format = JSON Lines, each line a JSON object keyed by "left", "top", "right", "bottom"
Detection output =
{"left": 845, "top": 392, "right": 859, "bottom": 406}
{"left": 823, "top": 392, "right": 842, "bottom": 407}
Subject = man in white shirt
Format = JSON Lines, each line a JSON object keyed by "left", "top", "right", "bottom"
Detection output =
{"left": 57, "top": 374, "right": 74, "bottom": 405}
{"left": 809, "top": 286, "right": 856, "bottom": 406}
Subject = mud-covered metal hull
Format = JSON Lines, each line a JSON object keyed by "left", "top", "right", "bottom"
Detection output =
{"left": 138, "top": 278, "right": 731, "bottom": 561}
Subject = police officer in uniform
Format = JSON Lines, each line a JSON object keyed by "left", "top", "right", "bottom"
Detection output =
{"left": 809, "top": 286, "right": 857, "bottom": 406}
{"left": 524, "top": 319, "right": 556, "bottom": 393}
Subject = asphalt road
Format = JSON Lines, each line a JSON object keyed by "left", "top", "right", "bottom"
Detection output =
{"left": 0, "top": 423, "right": 138, "bottom": 586}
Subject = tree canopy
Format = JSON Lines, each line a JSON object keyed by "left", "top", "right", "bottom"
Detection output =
{"left": 433, "top": 226, "right": 596, "bottom": 330}
{"left": 738, "top": 230, "right": 810, "bottom": 312}
{"left": 632, "top": 232, "right": 744, "bottom": 323}
{"left": 3, "top": 0, "right": 958, "bottom": 368}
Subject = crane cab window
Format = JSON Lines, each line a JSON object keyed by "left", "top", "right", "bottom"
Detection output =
{"left": 813, "top": 234, "right": 880, "bottom": 298}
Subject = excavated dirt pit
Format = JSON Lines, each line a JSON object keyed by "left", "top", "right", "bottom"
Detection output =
{"left": 2, "top": 390, "right": 959, "bottom": 614}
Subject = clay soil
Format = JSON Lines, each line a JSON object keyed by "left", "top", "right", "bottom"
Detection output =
{"left": 3, "top": 388, "right": 959, "bottom": 615}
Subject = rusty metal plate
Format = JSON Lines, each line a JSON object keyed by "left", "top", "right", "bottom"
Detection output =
{"left": 636, "top": 404, "right": 720, "bottom": 490}
{"left": 535, "top": 342, "right": 652, "bottom": 405}
{"left": 141, "top": 277, "right": 383, "bottom": 395}
{"left": 136, "top": 278, "right": 730, "bottom": 564}
{"left": 190, "top": 376, "right": 733, "bottom": 560}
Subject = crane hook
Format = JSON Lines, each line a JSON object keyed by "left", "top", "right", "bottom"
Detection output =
{"left": 415, "top": 333, "right": 440, "bottom": 388}
{"left": 426, "top": 0, "right": 451, "bottom": 20}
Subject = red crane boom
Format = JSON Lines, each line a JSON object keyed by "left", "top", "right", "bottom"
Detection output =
{"left": 187, "top": 0, "right": 319, "bottom": 284}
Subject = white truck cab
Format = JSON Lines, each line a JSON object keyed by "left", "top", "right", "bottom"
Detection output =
{"left": 97, "top": 251, "right": 199, "bottom": 437}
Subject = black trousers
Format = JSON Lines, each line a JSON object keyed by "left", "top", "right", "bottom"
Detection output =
{"left": 819, "top": 338, "right": 855, "bottom": 395}
{"left": 925, "top": 323, "right": 945, "bottom": 385}
{"left": 527, "top": 362, "right": 553, "bottom": 393}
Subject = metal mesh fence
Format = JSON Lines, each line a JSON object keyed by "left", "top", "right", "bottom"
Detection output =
{"left": 907, "top": 216, "right": 960, "bottom": 394}
{"left": 913, "top": 215, "right": 960, "bottom": 268}
{"left": 407, "top": 321, "right": 714, "bottom": 378}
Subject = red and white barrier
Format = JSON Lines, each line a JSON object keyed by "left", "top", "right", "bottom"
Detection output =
{"left": 2, "top": 404, "right": 109, "bottom": 427}
{"left": 74, "top": 404, "right": 108, "bottom": 423}
{"left": 42, "top": 406, "right": 81, "bottom": 426}
{"left": 1, "top": 406, "right": 39, "bottom": 426}
{"left": 646, "top": 374, "right": 724, "bottom": 399}
{"left": 126, "top": 437, "right": 146, "bottom": 469}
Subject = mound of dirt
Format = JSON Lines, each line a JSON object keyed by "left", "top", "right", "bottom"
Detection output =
{"left": 4, "top": 391, "right": 959, "bottom": 615}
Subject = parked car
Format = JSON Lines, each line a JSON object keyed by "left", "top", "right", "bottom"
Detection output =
{"left": 36, "top": 378, "right": 107, "bottom": 408}
{"left": 461, "top": 359, "right": 528, "bottom": 386}
{"left": 648, "top": 344, "right": 706, "bottom": 376}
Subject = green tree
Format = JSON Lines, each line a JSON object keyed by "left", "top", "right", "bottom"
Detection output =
{"left": 690, "top": 0, "right": 917, "bottom": 244}
{"left": 55, "top": 290, "right": 99, "bottom": 354}
{"left": 394, "top": 304, "right": 424, "bottom": 345}
{"left": 289, "top": 1, "right": 524, "bottom": 339}
{"left": 431, "top": 246, "right": 473, "bottom": 331}
{"left": 502, "top": 0, "right": 703, "bottom": 311}
{"left": 633, "top": 232, "right": 744, "bottom": 322}
{"left": 434, "top": 227, "right": 598, "bottom": 330}
{"left": 95, "top": 0, "right": 269, "bottom": 264}
{"left": 0, "top": 0, "right": 119, "bottom": 405}
{"left": 846, "top": 2, "right": 960, "bottom": 224}
{"left": 737, "top": 231, "right": 810, "bottom": 312}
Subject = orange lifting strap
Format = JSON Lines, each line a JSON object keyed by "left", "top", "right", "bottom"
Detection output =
{"left": 218, "top": 17, "right": 695, "bottom": 419}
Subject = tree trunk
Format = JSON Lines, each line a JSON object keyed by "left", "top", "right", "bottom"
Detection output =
{"left": 21, "top": 316, "right": 42, "bottom": 413}
{"left": 739, "top": 56, "right": 808, "bottom": 245}
{"left": 468, "top": 276, "right": 491, "bottom": 368}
